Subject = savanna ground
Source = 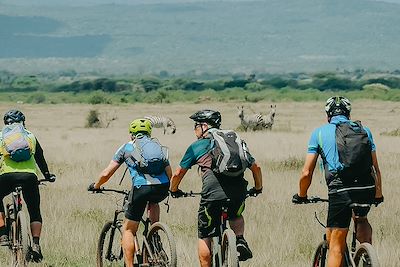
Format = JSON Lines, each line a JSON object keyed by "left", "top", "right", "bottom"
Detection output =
{"left": 0, "top": 100, "right": 399, "bottom": 266}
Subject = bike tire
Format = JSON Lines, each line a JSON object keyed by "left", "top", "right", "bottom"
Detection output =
{"left": 145, "top": 221, "right": 177, "bottom": 267}
{"left": 97, "top": 221, "right": 124, "bottom": 267}
{"left": 312, "top": 241, "right": 328, "bottom": 267}
{"left": 353, "top": 243, "right": 380, "bottom": 267}
{"left": 221, "top": 229, "right": 238, "bottom": 267}
{"left": 12, "top": 211, "right": 30, "bottom": 267}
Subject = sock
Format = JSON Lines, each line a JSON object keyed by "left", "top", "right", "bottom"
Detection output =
{"left": 0, "top": 226, "right": 6, "bottom": 236}
{"left": 33, "top": 237, "right": 40, "bottom": 245}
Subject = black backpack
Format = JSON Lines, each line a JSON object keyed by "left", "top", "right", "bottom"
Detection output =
{"left": 335, "top": 120, "right": 373, "bottom": 184}
{"left": 209, "top": 130, "right": 248, "bottom": 177}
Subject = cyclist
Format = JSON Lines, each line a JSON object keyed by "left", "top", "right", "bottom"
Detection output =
{"left": 292, "top": 97, "right": 384, "bottom": 267}
{"left": 169, "top": 109, "right": 263, "bottom": 267}
{"left": 88, "top": 118, "right": 172, "bottom": 267}
{"left": 0, "top": 109, "right": 56, "bottom": 262}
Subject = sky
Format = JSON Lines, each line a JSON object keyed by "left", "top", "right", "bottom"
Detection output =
{"left": 2, "top": 0, "right": 400, "bottom": 6}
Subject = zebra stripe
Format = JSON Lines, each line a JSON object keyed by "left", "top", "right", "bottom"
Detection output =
{"left": 237, "top": 106, "right": 263, "bottom": 131}
{"left": 144, "top": 115, "right": 176, "bottom": 134}
{"left": 259, "top": 105, "right": 276, "bottom": 130}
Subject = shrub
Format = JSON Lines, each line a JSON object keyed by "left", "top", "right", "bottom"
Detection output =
{"left": 27, "top": 93, "right": 46, "bottom": 104}
{"left": 88, "top": 93, "right": 111, "bottom": 104}
{"left": 86, "top": 110, "right": 101, "bottom": 128}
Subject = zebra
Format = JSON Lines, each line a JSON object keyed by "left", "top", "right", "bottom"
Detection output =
{"left": 144, "top": 115, "right": 176, "bottom": 135}
{"left": 259, "top": 105, "right": 276, "bottom": 130}
{"left": 237, "top": 106, "right": 263, "bottom": 132}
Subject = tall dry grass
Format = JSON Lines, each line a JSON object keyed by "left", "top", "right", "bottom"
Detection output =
{"left": 0, "top": 101, "right": 399, "bottom": 266}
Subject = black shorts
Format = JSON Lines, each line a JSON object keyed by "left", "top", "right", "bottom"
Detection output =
{"left": 198, "top": 198, "right": 245, "bottom": 239}
{"left": 124, "top": 183, "right": 169, "bottom": 222}
{"left": 0, "top": 172, "right": 42, "bottom": 223}
{"left": 327, "top": 188, "right": 375, "bottom": 228}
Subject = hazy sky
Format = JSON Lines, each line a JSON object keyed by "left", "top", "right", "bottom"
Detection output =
{"left": 2, "top": 0, "right": 400, "bottom": 6}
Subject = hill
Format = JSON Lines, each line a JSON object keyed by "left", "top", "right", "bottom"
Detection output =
{"left": 1, "top": 0, "right": 400, "bottom": 73}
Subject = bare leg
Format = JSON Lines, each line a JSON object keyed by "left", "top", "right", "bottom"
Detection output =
{"left": 326, "top": 228, "right": 348, "bottom": 267}
{"left": 148, "top": 203, "right": 160, "bottom": 224}
{"left": 198, "top": 238, "right": 212, "bottom": 267}
{"left": 122, "top": 219, "right": 140, "bottom": 267}
{"left": 0, "top": 212, "right": 5, "bottom": 229}
{"left": 31, "top": 222, "right": 42, "bottom": 238}
{"left": 229, "top": 215, "right": 244, "bottom": 236}
{"left": 354, "top": 216, "right": 372, "bottom": 244}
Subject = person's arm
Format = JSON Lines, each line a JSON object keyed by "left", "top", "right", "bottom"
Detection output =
{"left": 371, "top": 151, "right": 383, "bottom": 198}
{"left": 249, "top": 162, "right": 262, "bottom": 190}
{"left": 298, "top": 153, "right": 319, "bottom": 197}
{"left": 34, "top": 138, "right": 50, "bottom": 177}
{"left": 170, "top": 167, "right": 188, "bottom": 192}
{"left": 94, "top": 160, "right": 120, "bottom": 189}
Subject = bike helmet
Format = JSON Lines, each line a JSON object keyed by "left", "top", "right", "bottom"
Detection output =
{"left": 3, "top": 110, "right": 25, "bottom": 125}
{"left": 325, "top": 96, "right": 351, "bottom": 118}
{"left": 129, "top": 119, "right": 152, "bottom": 136}
{"left": 189, "top": 109, "right": 221, "bottom": 128}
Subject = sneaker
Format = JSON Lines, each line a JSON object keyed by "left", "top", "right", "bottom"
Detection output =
{"left": 236, "top": 237, "right": 253, "bottom": 261}
{"left": 31, "top": 243, "right": 43, "bottom": 262}
{"left": 0, "top": 235, "right": 9, "bottom": 246}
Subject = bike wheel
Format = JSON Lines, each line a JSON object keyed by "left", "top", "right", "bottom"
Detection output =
{"left": 353, "top": 243, "right": 380, "bottom": 267}
{"left": 221, "top": 229, "right": 238, "bottom": 267}
{"left": 312, "top": 241, "right": 328, "bottom": 267}
{"left": 145, "top": 221, "right": 177, "bottom": 267}
{"left": 97, "top": 221, "right": 124, "bottom": 267}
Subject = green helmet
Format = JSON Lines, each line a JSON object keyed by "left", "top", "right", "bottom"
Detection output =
{"left": 129, "top": 119, "right": 152, "bottom": 136}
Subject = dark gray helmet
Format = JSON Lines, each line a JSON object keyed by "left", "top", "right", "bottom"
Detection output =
{"left": 4, "top": 110, "right": 25, "bottom": 125}
{"left": 189, "top": 109, "right": 221, "bottom": 128}
{"left": 325, "top": 96, "right": 351, "bottom": 117}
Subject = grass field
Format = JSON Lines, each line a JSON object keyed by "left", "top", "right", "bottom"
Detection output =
{"left": 0, "top": 100, "right": 399, "bottom": 266}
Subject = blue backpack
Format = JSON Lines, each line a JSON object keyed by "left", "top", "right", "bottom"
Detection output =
{"left": 1, "top": 123, "right": 34, "bottom": 162}
{"left": 131, "top": 136, "right": 168, "bottom": 175}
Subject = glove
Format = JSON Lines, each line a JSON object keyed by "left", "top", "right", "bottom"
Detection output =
{"left": 44, "top": 172, "right": 56, "bottom": 183}
{"left": 374, "top": 196, "right": 384, "bottom": 207}
{"left": 247, "top": 187, "right": 263, "bottom": 197}
{"left": 292, "top": 193, "right": 309, "bottom": 204}
{"left": 88, "top": 182, "right": 100, "bottom": 192}
{"left": 170, "top": 189, "right": 185, "bottom": 198}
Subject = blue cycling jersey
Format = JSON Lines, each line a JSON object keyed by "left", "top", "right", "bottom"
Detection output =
{"left": 308, "top": 115, "right": 376, "bottom": 174}
{"left": 113, "top": 138, "right": 170, "bottom": 187}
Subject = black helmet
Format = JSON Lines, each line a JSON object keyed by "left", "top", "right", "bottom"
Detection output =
{"left": 4, "top": 110, "right": 26, "bottom": 125}
{"left": 189, "top": 109, "right": 221, "bottom": 128}
{"left": 325, "top": 96, "right": 351, "bottom": 118}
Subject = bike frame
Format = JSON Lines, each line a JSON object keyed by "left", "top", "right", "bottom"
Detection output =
{"left": 311, "top": 198, "right": 372, "bottom": 267}
{"left": 212, "top": 206, "right": 230, "bottom": 266}
{"left": 97, "top": 188, "right": 159, "bottom": 265}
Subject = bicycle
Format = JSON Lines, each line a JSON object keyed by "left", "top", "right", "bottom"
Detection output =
{"left": 3, "top": 178, "right": 54, "bottom": 267}
{"left": 92, "top": 187, "right": 177, "bottom": 267}
{"left": 179, "top": 190, "right": 256, "bottom": 267}
{"left": 302, "top": 196, "right": 380, "bottom": 267}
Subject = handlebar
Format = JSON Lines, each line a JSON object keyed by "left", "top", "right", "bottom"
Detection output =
{"left": 89, "top": 187, "right": 129, "bottom": 195}
{"left": 308, "top": 196, "right": 329, "bottom": 203}
{"left": 175, "top": 190, "right": 258, "bottom": 199}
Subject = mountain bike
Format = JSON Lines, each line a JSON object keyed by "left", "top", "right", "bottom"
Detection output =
{"left": 3, "top": 178, "right": 54, "bottom": 267}
{"left": 303, "top": 196, "right": 380, "bottom": 267}
{"left": 179, "top": 191, "right": 256, "bottom": 267}
{"left": 92, "top": 188, "right": 177, "bottom": 267}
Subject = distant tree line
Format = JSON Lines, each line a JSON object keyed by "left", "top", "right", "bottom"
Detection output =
{"left": 1, "top": 70, "right": 400, "bottom": 93}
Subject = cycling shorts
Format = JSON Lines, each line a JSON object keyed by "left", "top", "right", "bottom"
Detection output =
{"left": 327, "top": 188, "right": 375, "bottom": 228}
{"left": 0, "top": 172, "right": 42, "bottom": 223}
{"left": 125, "top": 183, "right": 169, "bottom": 222}
{"left": 198, "top": 198, "right": 245, "bottom": 239}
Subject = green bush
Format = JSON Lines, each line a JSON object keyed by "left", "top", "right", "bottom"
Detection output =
{"left": 85, "top": 110, "right": 101, "bottom": 128}
{"left": 27, "top": 93, "right": 46, "bottom": 104}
